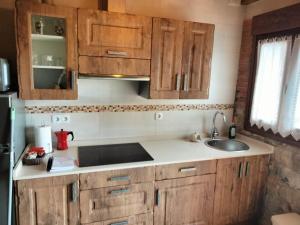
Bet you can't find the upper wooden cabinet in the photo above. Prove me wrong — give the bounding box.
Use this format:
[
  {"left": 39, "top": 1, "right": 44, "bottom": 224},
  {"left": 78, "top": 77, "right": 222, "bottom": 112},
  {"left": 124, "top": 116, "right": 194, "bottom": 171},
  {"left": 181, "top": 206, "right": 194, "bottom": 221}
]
[
  {"left": 78, "top": 9, "right": 152, "bottom": 77},
  {"left": 16, "top": 2, "right": 78, "bottom": 100},
  {"left": 16, "top": 175, "right": 79, "bottom": 225},
  {"left": 150, "top": 18, "right": 184, "bottom": 99},
  {"left": 150, "top": 18, "right": 214, "bottom": 99},
  {"left": 180, "top": 22, "right": 214, "bottom": 99}
]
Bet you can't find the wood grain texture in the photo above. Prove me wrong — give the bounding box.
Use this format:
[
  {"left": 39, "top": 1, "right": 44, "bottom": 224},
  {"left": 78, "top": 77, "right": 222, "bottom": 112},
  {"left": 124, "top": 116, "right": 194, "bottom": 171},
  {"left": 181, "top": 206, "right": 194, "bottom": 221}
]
[
  {"left": 80, "top": 183, "right": 154, "bottom": 223},
  {"left": 80, "top": 166, "right": 155, "bottom": 190},
  {"left": 16, "top": 175, "right": 79, "bottom": 225},
  {"left": 79, "top": 56, "right": 150, "bottom": 76},
  {"left": 150, "top": 18, "right": 184, "bottom": 99},
  {"left": 155, "top": 160, "right": 216, "bottom": 180},
  {"left": 84, "top": 213, "right": 153, "bottom": 225},
  {"left": 213, "top": 157, "right": 244, "bottom": 225},
  {"left": 16, "top": 1, "right": 78, "bottom": 100},
  {"left": 238, "top": 156, "right": 269, "bottom": 222},
  {"left": 154, "top": 175, "right": 215, "bottom": 225},
  {"left": 252, "top": 3, "right": 300, "bottom": 35},
  {"left": 180, "top": 22, "right": 214, "bottom": 99},
  {"left": 78, "top": 9, "right": 152, "bottom": 59}
]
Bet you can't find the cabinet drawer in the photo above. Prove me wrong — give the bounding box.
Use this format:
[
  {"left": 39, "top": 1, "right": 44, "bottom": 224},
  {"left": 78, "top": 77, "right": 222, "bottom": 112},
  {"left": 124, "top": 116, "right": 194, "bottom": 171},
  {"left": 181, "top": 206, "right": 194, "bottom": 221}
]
[
  {"left": 82, "top": 213, "right": 153, "bottom": 225},
  {"left": 80, "top": 167, "right": 155, "bottom": 190},
  {"left": 156, "top": 160, "right": 216, "bottom": 180},
  {"left": 80, "top": 183, "right": 154, "bottom": 223},
  {"left": 79, "top": 56, "right": 150, "bottom": 76}
]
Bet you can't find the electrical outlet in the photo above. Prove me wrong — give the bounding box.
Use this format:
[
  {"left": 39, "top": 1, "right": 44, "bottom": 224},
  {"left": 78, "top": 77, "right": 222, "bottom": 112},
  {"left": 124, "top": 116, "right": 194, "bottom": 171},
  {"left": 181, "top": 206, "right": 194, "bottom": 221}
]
[
  {"left": 52, "top": 114, "right": 61, "bottom": 124},
  {"left": 155, "top": 112, "right": 164, "bottom": 120},
  {"left": 52, "top": 114, "right": 71, "bottom": 124}
]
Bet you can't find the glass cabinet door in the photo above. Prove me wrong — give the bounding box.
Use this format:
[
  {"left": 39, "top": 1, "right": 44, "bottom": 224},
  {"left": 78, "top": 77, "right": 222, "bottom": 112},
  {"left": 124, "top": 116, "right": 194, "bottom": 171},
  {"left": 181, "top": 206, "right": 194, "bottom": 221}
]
[
  {"left": 16, "top": 2, "right": 78, "bottom": 100},
  {"left": 31, "top": 15, "right": 67, "bottom": 89}
]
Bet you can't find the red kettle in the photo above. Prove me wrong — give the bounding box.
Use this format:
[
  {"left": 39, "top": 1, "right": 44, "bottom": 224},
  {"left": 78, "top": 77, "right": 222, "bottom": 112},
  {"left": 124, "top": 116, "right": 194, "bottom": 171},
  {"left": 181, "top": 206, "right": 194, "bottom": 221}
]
[{"left": 55, "top": 129, "right": 74, "bottom": 150}]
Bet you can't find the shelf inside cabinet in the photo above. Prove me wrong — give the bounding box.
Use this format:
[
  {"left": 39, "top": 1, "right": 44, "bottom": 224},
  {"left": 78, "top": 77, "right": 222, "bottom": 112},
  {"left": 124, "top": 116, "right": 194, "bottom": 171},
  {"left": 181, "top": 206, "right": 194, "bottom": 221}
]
[
  {"left": 33, "top": 65, "right": 66, "bottom": 70},
  {"left": 31, "top": 34, "right": 65, "bottom": 41}
]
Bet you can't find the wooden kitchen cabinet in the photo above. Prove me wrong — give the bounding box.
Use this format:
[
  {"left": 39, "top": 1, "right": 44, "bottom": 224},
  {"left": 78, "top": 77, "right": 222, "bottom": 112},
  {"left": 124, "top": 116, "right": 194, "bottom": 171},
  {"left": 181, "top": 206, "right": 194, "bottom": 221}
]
[
  {"left": 78, "top": 9, "right": 152, "bottom": 77},
  {"left": 16, "top": 1, "right": 78, "bottom": 100},
  {"left": 213, "top": 155, "right": 270, "bottom": 225},
  {"left": 150, "top": 18, "right": 214, "bottom": 99},
  {"left": 154, "top": 175, "right": 216, "bottom": 225},
  {"left": 15, "top": 175, "right": 79, "bottom": 225},
  {"left": 150, "top": 18, "right": 184, "bottom": 99}
]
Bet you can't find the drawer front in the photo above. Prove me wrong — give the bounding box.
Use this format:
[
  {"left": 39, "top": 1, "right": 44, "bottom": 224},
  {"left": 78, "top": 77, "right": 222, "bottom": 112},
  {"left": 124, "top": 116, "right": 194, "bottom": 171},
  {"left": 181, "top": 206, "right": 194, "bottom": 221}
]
[
  {"left": 79, "top": 56, "right": 150, "bottom": 76},
  {"left": 80, "top": 183, "right": 154, "bottom": 223},
  {"left": 156, "top": 160, "right": 217, "bottom": 180},
  {"left": 78, "top": 9, "right": 152, "bottom": 59},
  {"left": 82, "top": 213, "right": 153, "bottom": 225},
  {"left": 80, "top": 167, "right": 155, "bottom": 190}
]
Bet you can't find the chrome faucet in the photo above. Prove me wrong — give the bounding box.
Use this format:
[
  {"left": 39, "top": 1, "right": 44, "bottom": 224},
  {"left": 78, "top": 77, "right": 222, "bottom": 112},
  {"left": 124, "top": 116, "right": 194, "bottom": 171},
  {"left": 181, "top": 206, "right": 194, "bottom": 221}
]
[{"left": 211, "top": 111, "right": 227, "bottom": 139}]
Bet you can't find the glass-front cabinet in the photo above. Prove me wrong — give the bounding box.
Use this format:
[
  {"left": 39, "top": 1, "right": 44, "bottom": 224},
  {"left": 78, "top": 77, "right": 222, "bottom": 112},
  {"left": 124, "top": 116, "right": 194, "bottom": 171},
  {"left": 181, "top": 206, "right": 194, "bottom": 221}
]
[{"left": 16, "top": 2, "right": 78, "bottom": 99}]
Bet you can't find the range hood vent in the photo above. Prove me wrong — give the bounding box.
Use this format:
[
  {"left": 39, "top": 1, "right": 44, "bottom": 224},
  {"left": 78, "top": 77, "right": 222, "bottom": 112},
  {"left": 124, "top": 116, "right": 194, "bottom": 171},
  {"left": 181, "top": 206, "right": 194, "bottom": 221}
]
[{"left": 78, "top": 74, "right": 150, "bottom": 82}]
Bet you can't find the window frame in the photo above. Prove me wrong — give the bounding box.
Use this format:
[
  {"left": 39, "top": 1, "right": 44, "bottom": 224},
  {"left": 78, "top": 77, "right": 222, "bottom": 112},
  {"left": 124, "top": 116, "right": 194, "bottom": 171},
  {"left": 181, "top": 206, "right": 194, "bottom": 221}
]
[{"left": 244, "top": 28, "right": 300, "bottom": 147}]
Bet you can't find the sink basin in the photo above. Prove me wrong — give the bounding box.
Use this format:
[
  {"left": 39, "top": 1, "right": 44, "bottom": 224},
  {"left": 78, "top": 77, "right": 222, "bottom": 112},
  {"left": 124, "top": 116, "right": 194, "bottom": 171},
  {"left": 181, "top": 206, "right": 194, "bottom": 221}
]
[{"left": 205, "top": 139, "right": 250, "bottom": 152}]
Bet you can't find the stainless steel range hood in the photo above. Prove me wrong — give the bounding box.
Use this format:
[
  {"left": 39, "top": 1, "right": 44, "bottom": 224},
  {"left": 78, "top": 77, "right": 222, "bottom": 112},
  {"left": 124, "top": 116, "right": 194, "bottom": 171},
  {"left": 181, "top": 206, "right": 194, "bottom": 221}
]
[{"left": 78, "top": 74, "right": 150, "bottom": 82}]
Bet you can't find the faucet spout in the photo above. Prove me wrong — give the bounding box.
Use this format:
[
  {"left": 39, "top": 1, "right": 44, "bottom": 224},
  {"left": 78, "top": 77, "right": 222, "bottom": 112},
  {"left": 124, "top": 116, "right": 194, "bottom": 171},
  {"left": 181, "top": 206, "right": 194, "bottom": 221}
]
[{"left": 211, "top": 111, "right": 227, "bottom": 139}]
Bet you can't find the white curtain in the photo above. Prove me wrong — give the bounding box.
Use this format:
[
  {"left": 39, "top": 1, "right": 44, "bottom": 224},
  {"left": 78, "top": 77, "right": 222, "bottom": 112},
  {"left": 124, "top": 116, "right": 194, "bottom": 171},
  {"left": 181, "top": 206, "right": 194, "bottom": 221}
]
[
  {"left": 250, "top": 37, "right": 292, "bottom": 132},
  {"left": 277, "top": 36, "right": 300, "bottom": 140}
]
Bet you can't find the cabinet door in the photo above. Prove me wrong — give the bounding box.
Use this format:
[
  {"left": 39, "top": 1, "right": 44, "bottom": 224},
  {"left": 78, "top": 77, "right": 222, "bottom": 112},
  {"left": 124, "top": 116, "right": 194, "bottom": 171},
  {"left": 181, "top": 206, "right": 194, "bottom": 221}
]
[
  {"left": 213, "top": 158, "right": 243, "bottom": 225},
  {"left": 154, "top": 175, "right": 215, "bottom": 225},
  {"left": 16, "top": 175, "right": 79, "bottom": 225},
  {"left": 16, "top": 1, "right": 78, "bottom": 100},
  {"left": 180, "top": 22, "right": 214, "bottom": 99},
  {"left": 238, "top": 156, "right": 269, "bottom": 222},
  {"left": 150, "top": 18, "right": 184, "bottom": 99},
  {"left": 78, "top": 9, "right": 152, "bottom": 59}
]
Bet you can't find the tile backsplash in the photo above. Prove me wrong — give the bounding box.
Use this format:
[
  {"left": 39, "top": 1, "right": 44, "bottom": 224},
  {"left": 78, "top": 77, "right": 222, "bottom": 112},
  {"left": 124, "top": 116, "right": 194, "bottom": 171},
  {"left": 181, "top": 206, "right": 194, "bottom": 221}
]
[{"left": 26, "top": 109, "right": 233, "bottom": 143}]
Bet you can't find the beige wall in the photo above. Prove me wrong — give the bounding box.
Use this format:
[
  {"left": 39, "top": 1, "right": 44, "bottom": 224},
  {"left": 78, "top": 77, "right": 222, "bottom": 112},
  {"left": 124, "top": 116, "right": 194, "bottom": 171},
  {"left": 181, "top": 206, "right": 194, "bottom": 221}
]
[{"left": 245, "top": 0, "right": 300, "bottom": 18}]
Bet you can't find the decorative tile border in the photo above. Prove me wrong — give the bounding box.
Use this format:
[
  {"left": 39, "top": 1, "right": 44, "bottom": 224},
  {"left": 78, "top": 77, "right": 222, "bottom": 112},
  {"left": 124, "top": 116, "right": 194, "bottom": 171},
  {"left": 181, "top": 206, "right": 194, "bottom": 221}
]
[{"left": 25, "top": 104, "right": 234, "bottom": 114}]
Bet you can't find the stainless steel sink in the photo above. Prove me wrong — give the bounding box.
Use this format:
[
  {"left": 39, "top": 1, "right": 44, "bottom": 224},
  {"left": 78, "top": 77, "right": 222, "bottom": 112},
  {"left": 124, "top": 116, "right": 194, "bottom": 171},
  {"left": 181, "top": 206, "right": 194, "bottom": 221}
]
[{"left": 205, "top": 139, "right": 250, "bottom": 152}]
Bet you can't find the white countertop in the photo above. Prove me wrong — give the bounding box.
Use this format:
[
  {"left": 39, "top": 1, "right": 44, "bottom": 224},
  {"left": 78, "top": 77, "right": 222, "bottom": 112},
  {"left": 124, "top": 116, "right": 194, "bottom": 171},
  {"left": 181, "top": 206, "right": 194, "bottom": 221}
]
[{"left": 13, "top": 134, "right": 274, "bottom": 181}]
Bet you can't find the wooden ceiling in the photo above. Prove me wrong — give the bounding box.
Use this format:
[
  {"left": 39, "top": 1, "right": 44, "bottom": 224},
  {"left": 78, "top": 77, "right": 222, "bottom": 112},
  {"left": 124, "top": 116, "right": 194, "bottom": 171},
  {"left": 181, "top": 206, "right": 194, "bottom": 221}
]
[{"left": 241, "top": 0, "right": 260, "bottom": 5}]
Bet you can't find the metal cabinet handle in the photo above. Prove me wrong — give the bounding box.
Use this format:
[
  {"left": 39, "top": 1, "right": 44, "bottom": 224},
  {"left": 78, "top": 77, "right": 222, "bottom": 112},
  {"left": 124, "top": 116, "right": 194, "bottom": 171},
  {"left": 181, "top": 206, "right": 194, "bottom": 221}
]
[
  {"left": 245, "top": 161, "right": 250, "bottom": 177},
  {"left": 107, "top": 50, "right": 128, "bottom": 57},
  {"left": 155, "top": 189, "right": 160, "bottom": 205},
  {"left": 109, "top": 175, "right": 130, "bottom": 182},
  {"left": 71, "top": 182, "right": 78, "bottom": 202},
  {"left": 176, "top": 74, "right": 181, "bottom": 91},
  {"left": 238, "top": 162, "right": 243, "bottom": 178},
  {"left": 110, "top": 188, "right": 129, "bottom": 195},
  {"left": 183, "top": 73, "right": 189, "bottom": 91},
  {"left": 179, "top": 167, "right": 196, "bottom": 173},
  {"left": 110, "top": 221, "right": 128, "bottom": 225},
  {"left": 70, "top": 70, "right": 76, "bottom": 90}
]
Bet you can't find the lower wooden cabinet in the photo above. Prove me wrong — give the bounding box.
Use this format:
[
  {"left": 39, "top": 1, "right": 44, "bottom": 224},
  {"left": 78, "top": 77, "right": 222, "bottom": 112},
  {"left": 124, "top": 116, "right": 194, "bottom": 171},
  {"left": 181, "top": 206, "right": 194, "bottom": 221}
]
[
  {"left": 154, "top": 175, "right": 216, "bottom": 225},
  {"left": 213, "top": 155, "right": 270, "bottom": 225},
  {"left": 14, "top": 156, "right": 270, "bottom": 225},
  {"left": 15, "top": 175, "right": 79, "bottom": 225}
]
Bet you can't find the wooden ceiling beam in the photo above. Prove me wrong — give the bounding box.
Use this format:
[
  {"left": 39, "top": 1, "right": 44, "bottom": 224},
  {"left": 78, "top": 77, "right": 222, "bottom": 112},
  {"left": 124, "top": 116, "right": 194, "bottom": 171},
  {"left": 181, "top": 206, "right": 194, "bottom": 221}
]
[{"left": 241, "top": 0, "right": 260, "bottom": 5}]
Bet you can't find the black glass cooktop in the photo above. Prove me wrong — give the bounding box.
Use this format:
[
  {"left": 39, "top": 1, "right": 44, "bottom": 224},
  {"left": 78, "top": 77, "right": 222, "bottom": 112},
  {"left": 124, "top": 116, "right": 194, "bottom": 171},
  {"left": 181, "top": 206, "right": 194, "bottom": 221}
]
[{"left": 78, "top": 143, "right": 153, "bottom": 167}]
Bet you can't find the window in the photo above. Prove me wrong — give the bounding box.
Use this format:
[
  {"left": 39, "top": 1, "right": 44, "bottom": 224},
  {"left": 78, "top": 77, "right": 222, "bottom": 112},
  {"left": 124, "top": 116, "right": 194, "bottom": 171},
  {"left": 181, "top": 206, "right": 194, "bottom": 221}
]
[{"left": 247, "top": 33, "right": 300, "bottom": 144}]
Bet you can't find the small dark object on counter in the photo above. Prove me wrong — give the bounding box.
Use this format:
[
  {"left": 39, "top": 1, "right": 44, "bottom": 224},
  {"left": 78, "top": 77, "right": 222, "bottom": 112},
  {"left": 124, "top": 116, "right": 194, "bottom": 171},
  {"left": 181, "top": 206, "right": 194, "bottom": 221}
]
[{"left": 228, "top": 124, "right": 236, "bottom": 139}]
